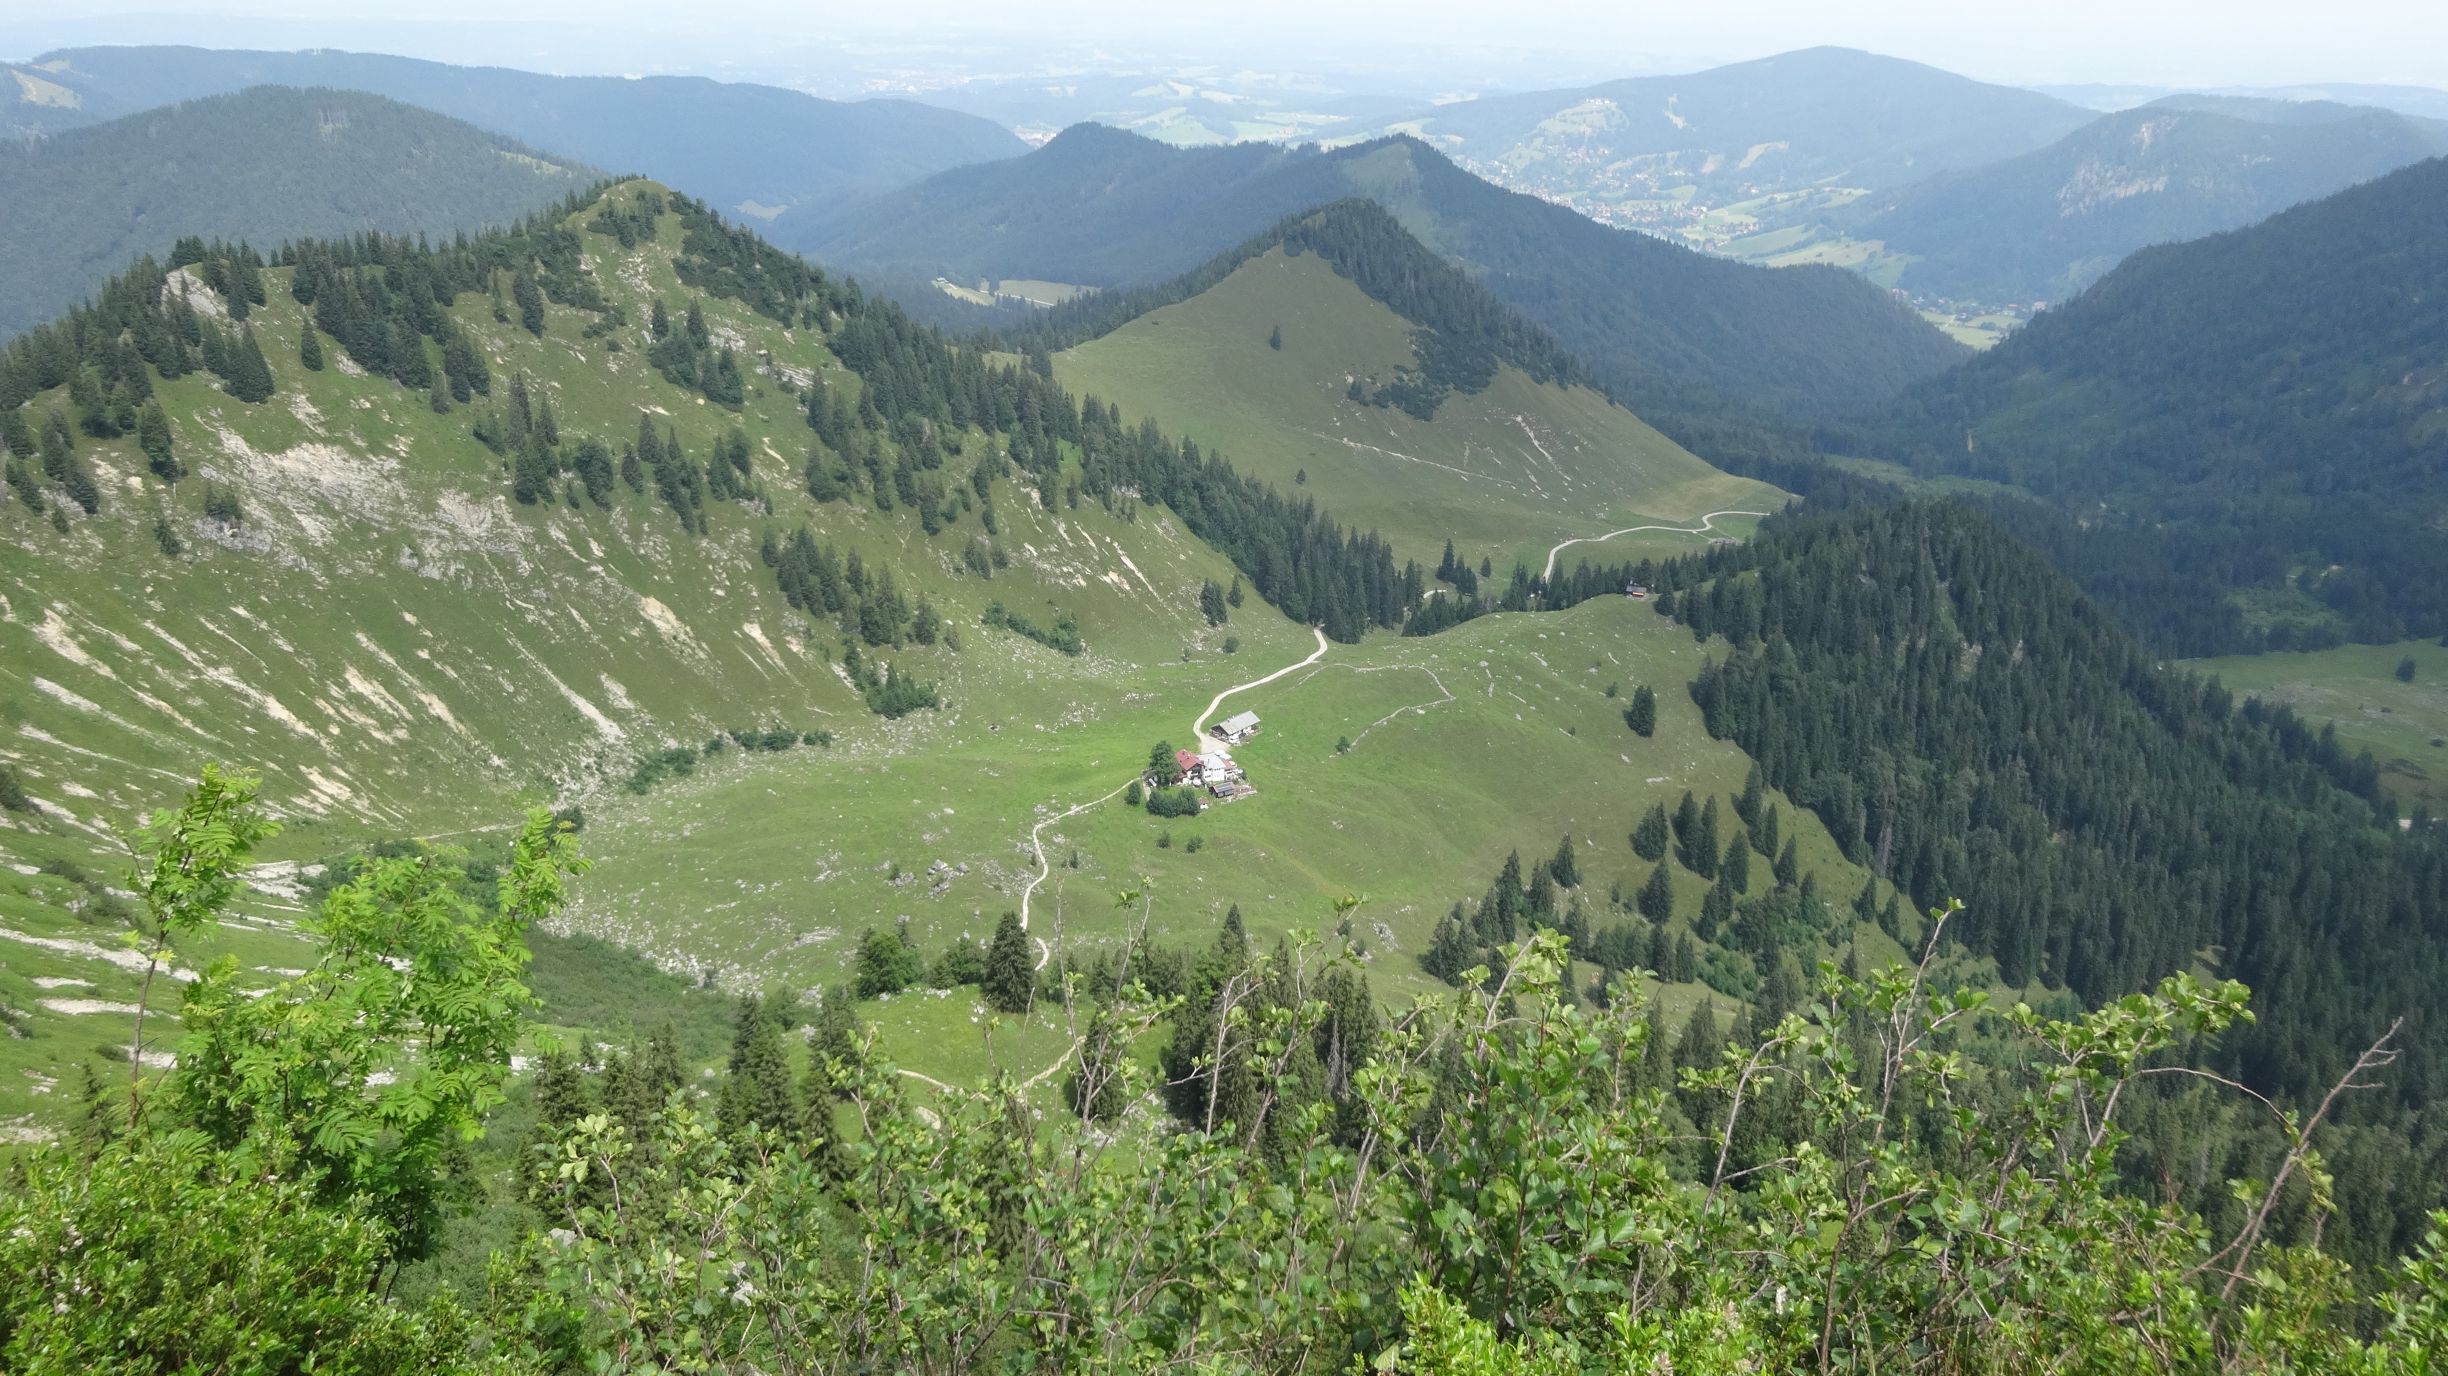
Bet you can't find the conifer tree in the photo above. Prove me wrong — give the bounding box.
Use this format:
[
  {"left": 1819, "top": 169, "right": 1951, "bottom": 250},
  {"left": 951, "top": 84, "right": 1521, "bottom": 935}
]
[
  {"left": 1698, "top": 871, "right": 1735, "bottom": 942},
  {"left": 530, "top": 1048, "right": 592, "bottom": 1139},
  {"left": 223, "top": 325, "right": 275, "bottom": 404},
  {"left": 1632, "top": 802, "right": 1670, "bottom": 862},
  {"left": 136, "top": 401, "right": 179, "bottom": 481},
  {"left": 1549, "top": 834, "right": 1580, "bottom": 889},
  {"left": 513, "top": 431, "right": 557, "bottom": 505},
  {"left": 1625, "top": 684, "right": 1658, "bottom": 737},
  {"left": 982, "top": 911, "right": 1033, "bottom": 1014},
  {"left": 1756, "top": 802, "right": 1779, "bottom": 857},
  {"left": 1638, "top": 862, "right": 1673, "bottom": 922},
  {"left": 299, "top": 323, "right": 324, "bottom": 372},
  {"left": 1722, "top": 830, "right": 1751, "bottom": 892},
  {"left": 1774, "top": 836, "right": 1800, "bottom": 888},
  {"left": 41, "top": 418, "right": 100, "bottom": 514},
  {"left": 68, "top": 1063, "right": 117, "bottom": 1155},
  {"left": 717, "top": 995, "right": 797, "bottom": 1137},
  {"left": 513, "top": 269, "right": 545, "bottom": 335},
  {"left": 627, "top": 1023, "right": 687, "bottom": 1130},
  {"left": 1672, "top": 791, "right": 1699, "bottom": 853},
  {"left": 1737, "top": 764, "right": 1764, "bottom": 825}
]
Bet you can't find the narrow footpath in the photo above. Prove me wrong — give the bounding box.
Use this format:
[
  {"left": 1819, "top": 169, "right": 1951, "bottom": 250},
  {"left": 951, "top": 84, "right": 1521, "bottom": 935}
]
[{"left": 1541, "top": 509, "right": 1770, "bottom": 582}]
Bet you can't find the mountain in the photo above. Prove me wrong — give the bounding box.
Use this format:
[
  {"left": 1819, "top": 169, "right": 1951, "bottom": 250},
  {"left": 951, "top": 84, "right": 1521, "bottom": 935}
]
[
  {"left": 808, "top": 127, "right": 1969, "bottom": 425},
  {"left": 1843, "top": 98, "right": 2448, "bottom": 304},
  {"left": 0, "top": 85, "right": 596, "bottom": 339},
  {"left": 1366, "top": 47, "right": 2094, "bottom": 241},
  {"left": 8, "top": 45, "right": 1026, "bottom": 223},
  {"left": 2038, "top": 79, "right": 2448, "bottom": 122},
  {"left": 1037, "top": 200, "right": 1786, "bottom": 574},
  {"left": 0, "top": 179, "right": 1867, "bottom": 1127},
  {"left": 1869, "top": 155, "right": 2448, "bottom": 653}
]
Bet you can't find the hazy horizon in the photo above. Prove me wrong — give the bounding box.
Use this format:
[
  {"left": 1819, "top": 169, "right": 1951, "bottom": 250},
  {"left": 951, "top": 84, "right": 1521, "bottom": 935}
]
[{"left": 5, "top": 2, "right": 2445, "bottom": 98}]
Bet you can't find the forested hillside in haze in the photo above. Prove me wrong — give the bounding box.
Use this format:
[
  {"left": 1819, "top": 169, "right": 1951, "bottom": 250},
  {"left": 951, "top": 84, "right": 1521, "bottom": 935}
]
[
  {"left": 8, "top": 45, "right": 1027, "bottom": 227},
  {"left": 822, "top": 129, "right": 1967, "bottom": 424},
  {"left": 0, "top": 85, "right": 594, "bottom": 338},
  {"left": 1867, "top": 154, "right": 2448, "bottom": 653},
  {"left": 1846, "top": 99, "right": 2448, "bottom": 303}
]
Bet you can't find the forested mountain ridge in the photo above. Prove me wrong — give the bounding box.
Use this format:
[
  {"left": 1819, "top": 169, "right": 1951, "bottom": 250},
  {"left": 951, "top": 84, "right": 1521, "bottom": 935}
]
[
  {"left": 1657, "top": 497, "right": 2448, "bottom": 1266},
  {"left": 811, "top": 127, "right": 1969, "bottom": 424},
  {"left": 0, "top": 85, "right": 596, "bottom": 339},
  {"left": 1843, "top": 98, "right": 2448, "bottom": 304},
  {"left": 7, "top": 45, "right": 1026, "bottom": 228},
  {"left": 1864, "top": 154, "right": 2448, "bottom": 653}
]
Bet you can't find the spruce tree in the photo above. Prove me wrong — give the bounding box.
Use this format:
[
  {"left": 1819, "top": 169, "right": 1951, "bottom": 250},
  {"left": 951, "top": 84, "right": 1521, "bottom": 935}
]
[
  {"left": 225, "top": 325, "right": 275, "bottom": 404},
  {"left": 1625, "top": 684, "right": 1657, "bottom": 736},
  {"left": 717, "top": 995, "right": 797, "bottom": 1137},
  {"left": 1550, "top": 834, "right": 1579, "bottom": 889},
  {"left": 1632, "top": 802, "right": 1670, "bottom": 862},
  {"left": 1722, "top": 830, "right": 1751, "bottom": 892},
  {"left": 1774, "top": 837, "right": 1800, "bottom": 888},
  {"left": 1737, "top": 764, "right": 1764, "bottom": 825},
  {"left": 69, "top": 1064, "right": 117, "bottom": 1155},
  {"left": 1756, "top": 802, "right": 1779, "bottom": 857},
  {"left": 513, "top": 432, "right": 557, "bottom": 505},
  {"left": 629, "top": 1023, "right": 687, "bottom": 1128},
  {"left": 1672, "top": 791, "right": 1699, "bottom": 853},
  {"left": 530, "top": 1049, "right": 592, "bottom": 1138},
  {"left": 1697, "top": 797, "right": 1720, "bottom": 876},
  {"left": 1698, "top": 872, "right": 1735, "bottom": 942},
  {"left": 1638, "top": 862, "right": 1673, "bottom": 922},
  {"left": 298, "top": 323, "right": 324, "bottom": 372},
  {"left": 982, "top": 911, "right": 1034, "bottom": 1014},
  {"left": 136, "top": 401, "right": 179, "bottom": 482}
]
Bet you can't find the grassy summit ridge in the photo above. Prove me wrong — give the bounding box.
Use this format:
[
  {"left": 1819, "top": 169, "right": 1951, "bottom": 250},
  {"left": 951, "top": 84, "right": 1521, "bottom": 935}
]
[{"left": 1054, "top": 240, "right": 1782, "bottom": 574}]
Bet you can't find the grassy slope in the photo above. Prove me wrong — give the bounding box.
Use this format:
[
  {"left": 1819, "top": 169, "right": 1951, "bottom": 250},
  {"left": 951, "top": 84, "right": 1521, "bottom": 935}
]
[
  {"left": 1053, "top": 248, "right": 1785, "bottom": 577},
  {"left": 2181, "top": 639, "right": 2448, "bottom": 811},
  {"left": 562, "top": 594, "right": 1900, "bottom": 1061},
  {"left": 0, "top": 184, "right": 1270, "bottom": 1127}
]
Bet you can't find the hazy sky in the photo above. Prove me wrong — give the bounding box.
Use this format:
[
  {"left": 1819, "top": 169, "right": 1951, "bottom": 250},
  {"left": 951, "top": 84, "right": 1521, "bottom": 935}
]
[{"left": 7, "top": 1, "right": 2446, "bottom": 90}]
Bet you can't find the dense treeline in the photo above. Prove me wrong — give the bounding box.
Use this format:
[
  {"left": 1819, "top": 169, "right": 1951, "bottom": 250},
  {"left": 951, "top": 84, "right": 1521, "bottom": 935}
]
[
  {"left": 1863, "top": 155, "right": 2448, "bottom": 652},
  {"left": 1654, "top": 499, "right": 2448, "bottom": 1263},
  {"left": 997, "top": 198, "right": 1581, "bottom": 419},
  {"left": 14, "top": 769, "right": 2448, "bottom": 1372}
]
